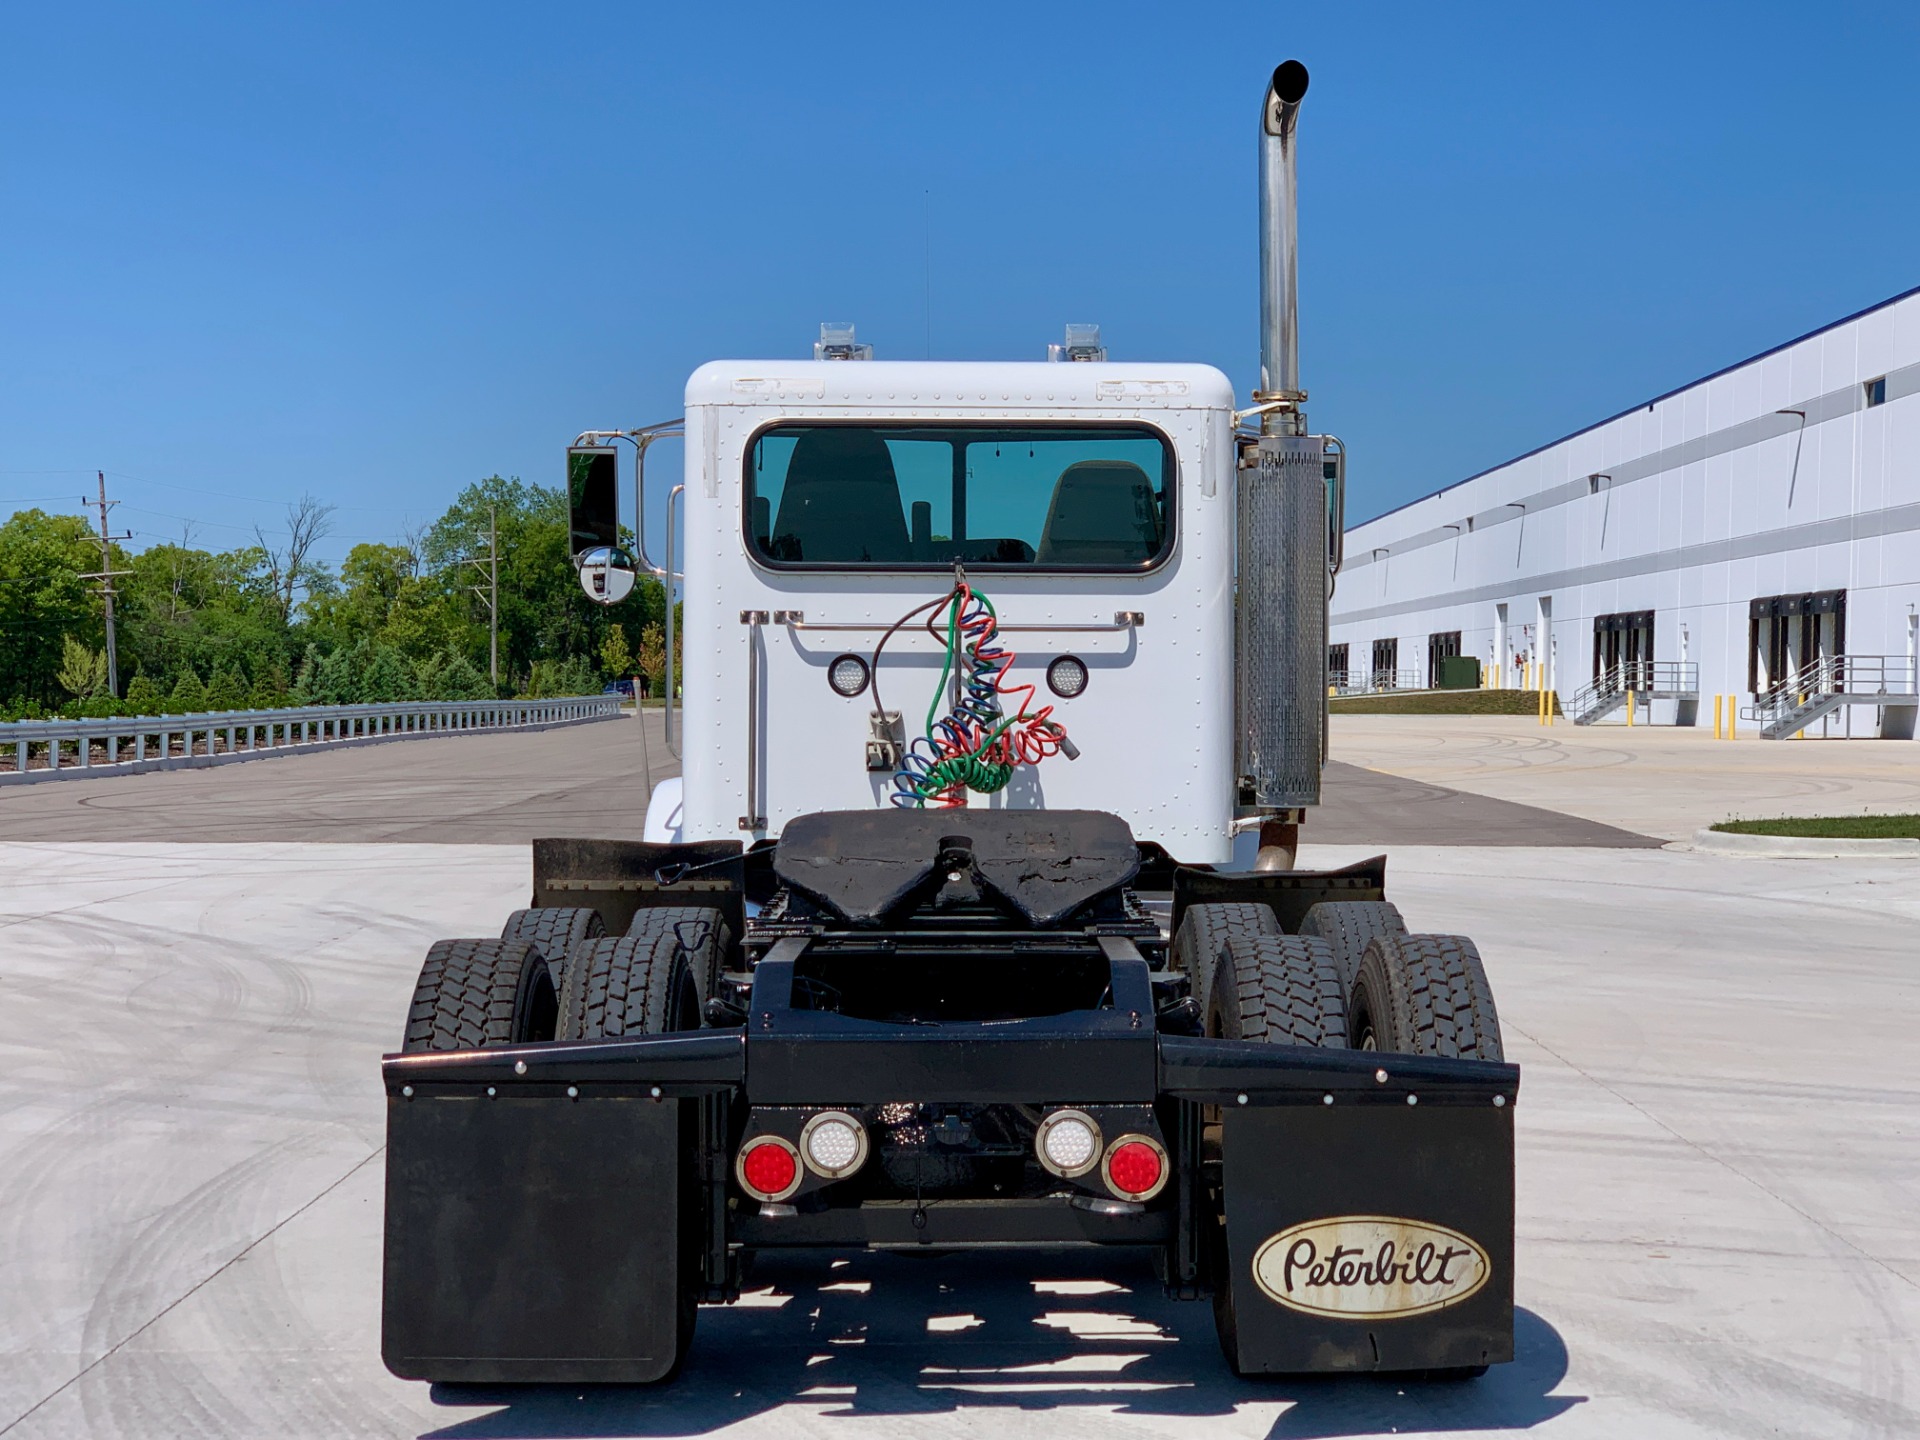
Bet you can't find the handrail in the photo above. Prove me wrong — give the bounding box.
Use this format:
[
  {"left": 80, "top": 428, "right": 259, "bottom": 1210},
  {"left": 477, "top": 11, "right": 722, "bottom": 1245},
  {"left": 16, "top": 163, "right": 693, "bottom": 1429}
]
[
  {"left": 772, "top": 610, "right": 1145, "bottom": 636},
  {"left": 1332, "top": 667, "right": 1425, "bottom": 695},
  {"left": 1568, "top": 660, "right": 1698, "bottom": 708},
  {"left": 1746, "top": 654, "right": 1917, "bottom": 724},
  {"left": 0, "top": 695, "right": 621, "bottom": 782}
]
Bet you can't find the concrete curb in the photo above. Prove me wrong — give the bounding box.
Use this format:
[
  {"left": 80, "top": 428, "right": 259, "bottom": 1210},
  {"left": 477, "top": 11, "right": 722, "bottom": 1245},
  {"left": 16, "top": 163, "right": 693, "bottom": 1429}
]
[{"left": 1686, "top": 827, "right": 1920, "bottom": 858}]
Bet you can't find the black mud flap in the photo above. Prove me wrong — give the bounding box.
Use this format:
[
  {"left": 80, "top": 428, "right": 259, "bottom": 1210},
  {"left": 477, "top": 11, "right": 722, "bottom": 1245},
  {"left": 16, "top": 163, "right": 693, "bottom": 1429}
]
[
  {"left": 1161, "top": 1036, "right": 1516, "bottom": 1375},
  {"left": 381, "top": 1035, "right": 742, "bottom": 1384}
]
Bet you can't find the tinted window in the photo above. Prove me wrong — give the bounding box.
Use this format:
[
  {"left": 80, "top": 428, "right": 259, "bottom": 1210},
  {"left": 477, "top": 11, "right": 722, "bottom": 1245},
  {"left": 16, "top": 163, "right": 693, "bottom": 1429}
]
[{"left": 745, "top": 423, "right": 1173, "bottom": 570}]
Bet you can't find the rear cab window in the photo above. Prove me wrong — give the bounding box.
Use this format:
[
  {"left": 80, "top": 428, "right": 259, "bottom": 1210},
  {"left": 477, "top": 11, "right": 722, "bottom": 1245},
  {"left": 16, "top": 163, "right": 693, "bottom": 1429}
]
[{"left": 744, "top": 422, "right": 1174, "bottom": 572}]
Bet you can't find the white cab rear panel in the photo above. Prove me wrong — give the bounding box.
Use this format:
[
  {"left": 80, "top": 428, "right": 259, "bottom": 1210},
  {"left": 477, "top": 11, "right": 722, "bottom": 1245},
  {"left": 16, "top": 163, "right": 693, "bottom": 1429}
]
[{"left": 676, "top": 360, "right": 1238, "bottom": 863}]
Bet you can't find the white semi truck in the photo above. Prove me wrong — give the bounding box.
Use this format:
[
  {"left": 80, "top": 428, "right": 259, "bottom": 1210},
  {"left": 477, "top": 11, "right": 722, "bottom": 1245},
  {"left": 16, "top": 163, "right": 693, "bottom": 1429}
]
[{"left": 382, "top": 60, "right": 1516, "bottom": 1384}]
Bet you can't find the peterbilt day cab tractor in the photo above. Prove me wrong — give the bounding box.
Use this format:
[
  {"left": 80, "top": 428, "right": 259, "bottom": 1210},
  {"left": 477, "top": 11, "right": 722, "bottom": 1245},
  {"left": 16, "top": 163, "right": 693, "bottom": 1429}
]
[{"left": 382, "top": 61, "right": 1517, "bottom": 1384}]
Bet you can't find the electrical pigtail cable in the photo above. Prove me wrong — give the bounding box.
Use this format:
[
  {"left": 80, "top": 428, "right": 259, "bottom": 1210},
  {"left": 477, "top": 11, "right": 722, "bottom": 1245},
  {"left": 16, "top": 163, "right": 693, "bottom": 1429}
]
[{"left": 877, "top": 574, "right": 1077, "bottom": 809}]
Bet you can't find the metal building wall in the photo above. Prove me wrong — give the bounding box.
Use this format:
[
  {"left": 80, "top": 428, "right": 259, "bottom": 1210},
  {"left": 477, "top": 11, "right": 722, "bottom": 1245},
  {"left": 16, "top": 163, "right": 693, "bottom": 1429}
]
[{"left": 1329, "top": 287, "right": 1920, "bottom": 733}]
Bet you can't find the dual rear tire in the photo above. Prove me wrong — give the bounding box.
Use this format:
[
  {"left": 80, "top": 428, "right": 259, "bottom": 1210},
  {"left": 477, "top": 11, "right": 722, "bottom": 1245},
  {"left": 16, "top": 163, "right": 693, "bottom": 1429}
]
[
  {"left": 1178, "top": 899, "right": 1501, "bottom": 1061},
  {"left": 1179, "top": 900, "right": 1503, "bottom": 1382},
  {"left": 400, "top": 905, "right": 733, "bottom": 1052}
]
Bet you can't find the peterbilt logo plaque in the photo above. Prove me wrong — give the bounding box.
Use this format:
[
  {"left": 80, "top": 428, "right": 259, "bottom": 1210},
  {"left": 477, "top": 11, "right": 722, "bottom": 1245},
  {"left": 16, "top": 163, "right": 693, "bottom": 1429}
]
[{"left": 1252, "top": 1216, "right": 1490, "bottom": 1319}]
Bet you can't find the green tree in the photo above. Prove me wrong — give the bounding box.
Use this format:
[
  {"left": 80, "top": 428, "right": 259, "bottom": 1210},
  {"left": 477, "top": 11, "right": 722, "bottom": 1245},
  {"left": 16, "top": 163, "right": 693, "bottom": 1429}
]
[
  {"left": 525, "top": 654, "right": 598, "bottom": 698},
  {"left": 311, "top": 642, "right": 364, "bottom": 705},
  {"left": 599, "top": 623, "right": 632, "bottom": 679},
  {"left": 425, "top": 475, "right": 665, "bottom": 696},
  {"left": 125, "top": 672, "right": 162, "bottom": 713},
  {"left": 0, "top": 510, "right": 103, "bottom": 707},
  {"left": 249, "top": 659, "right": 289, "bottom": 709},
  {"left": 415, "top": 647, "right": 491, "bottom": 701},
  {"left": 206, "top": 663, "right": 249, "bottom": 712},
  {"left": 56, "top": 636, "right": 109, "bottom": 699},
  {"left": 169, "top": 666, "right": 208, "bottom": 713},
  {"left": 360, "top": 644, "right": 416, "bottom": 703}
]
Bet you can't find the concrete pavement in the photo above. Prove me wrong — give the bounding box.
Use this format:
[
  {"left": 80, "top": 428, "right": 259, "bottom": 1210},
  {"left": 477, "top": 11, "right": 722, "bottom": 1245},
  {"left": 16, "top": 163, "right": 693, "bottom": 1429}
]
[
  {"left": 1329, "top": 714, "right": 1920, "bottom": 843},
  {"left": 1, "top": 840, "right": 1913, "bottom": 1439}
]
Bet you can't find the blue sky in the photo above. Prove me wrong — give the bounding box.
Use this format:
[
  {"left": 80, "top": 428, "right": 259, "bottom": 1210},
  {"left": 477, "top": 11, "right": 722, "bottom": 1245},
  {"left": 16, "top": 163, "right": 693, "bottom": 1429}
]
[{"left": 2, "top": 2, "right": 1915, "bottom": 561}]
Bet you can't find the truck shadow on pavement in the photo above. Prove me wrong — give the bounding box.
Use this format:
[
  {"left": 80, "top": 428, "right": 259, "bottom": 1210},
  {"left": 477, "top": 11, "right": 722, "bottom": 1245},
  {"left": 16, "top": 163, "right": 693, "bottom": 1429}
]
[{"left": 422, "top": 1250, "right": 1582, "bottom": 1439}]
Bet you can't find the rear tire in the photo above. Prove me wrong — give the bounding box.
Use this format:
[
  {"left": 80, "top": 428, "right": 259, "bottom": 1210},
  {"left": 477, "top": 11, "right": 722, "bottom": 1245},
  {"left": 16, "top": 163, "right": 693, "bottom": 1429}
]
[
  {"left": 401, "top": 938, "right": 556, "bottom": 1052},
  {"left": 1208, "top": 934, "right": 1346, "bottom": 1047},
  {"left": 1347, "top": 933, "right": 1504, "bottom": 1060},
  {"left": 625, "top": 906, "right": 731, "bottom": 1016},
  {"left": 1173, "top": 902, "right": 1280, "bottom": 1022},
  {"left": 559, "top": 933, "right": 703, "bottom": 1040},
  {"left": 1298, "top": 900, "right": 1406, "bottom": 990},
  {"left": 499, "top": 906, "right": 605, "bottom": 991},
  {"left": 1207, "top": 932, "right": 1345, "bottom": 1376}
]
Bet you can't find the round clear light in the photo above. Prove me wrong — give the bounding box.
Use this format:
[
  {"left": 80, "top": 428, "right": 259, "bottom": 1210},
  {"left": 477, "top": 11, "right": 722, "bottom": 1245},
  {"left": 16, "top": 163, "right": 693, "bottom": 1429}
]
[
  {"left": 1037, "top": 1111, "right": 1101, "bottom": 1176},
  {"left": 806, "top": 1119, "right": 861, "bottom": 1172},
  {"left": 828, "top": 654, "right": 870, "bottom": 697},
  {"left": 800, "top": 1110, "right": 869, "bottom": 1178},
  {"left": 1047, "top": 655, "right": 1089, "bottom": 699}
]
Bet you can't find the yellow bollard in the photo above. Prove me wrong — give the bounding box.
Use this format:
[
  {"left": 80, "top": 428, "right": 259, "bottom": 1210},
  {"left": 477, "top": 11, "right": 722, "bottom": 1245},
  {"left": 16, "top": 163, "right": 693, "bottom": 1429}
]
[
  {"left": 1713, "top": 694, "right": 1723, "bottom": 740},
  {"left": 1627, "top": 689, "right": 1635, "bottom": 727},
  {"left": 1728, "top": 701, "right": 1736, "bottom": 740}
]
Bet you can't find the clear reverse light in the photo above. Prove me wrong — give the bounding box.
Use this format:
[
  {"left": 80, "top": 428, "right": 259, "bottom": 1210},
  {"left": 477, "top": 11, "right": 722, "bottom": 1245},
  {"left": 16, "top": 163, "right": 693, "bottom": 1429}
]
[
  {"left": 828, "top": 654, "right": 870, "bottom": 697},
  {"left": 1036, "top": 1109, "right": 1101, "bottom": 1176},
  {"left": 1047, "top": 655, "right": 1089, "bottom": 699},
  {"left": 801, "top": 1111, "right": 869, "bottom": 1178}
]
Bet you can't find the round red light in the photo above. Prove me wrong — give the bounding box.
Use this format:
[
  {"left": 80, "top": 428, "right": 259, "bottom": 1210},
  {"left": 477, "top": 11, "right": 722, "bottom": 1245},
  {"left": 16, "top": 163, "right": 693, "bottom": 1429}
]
[
  {"left": 740, "top": 1139, "right": 798, "bottom": 1198},
  {"left": 1106, "top": 1140, "right": 1164, "bottom": 1197}
]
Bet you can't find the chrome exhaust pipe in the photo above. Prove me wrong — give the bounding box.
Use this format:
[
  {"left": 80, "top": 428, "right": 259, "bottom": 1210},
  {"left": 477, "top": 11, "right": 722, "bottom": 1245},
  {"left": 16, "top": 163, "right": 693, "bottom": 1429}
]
[
  {"left": 1235, "top": 58, "right": 1325, "bottom": 814},
  {"left": 1257, "top": 60, "right": 1309, "bottom": 435}
]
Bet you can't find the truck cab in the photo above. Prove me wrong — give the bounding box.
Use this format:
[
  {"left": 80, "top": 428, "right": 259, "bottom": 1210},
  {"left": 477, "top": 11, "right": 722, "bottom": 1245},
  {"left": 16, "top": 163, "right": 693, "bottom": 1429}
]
[{"left": 673, "top": 357, "right": 1239, "bottom": 860}]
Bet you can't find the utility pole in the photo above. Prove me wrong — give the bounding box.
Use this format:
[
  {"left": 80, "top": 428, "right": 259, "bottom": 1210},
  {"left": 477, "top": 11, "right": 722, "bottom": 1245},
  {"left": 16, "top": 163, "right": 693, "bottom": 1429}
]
[
  {"left": 79, "top": 471, "right": 133, "bottom": 697},
  {"left": 464, "top": 504, "right": 500, "bottom": 687}
]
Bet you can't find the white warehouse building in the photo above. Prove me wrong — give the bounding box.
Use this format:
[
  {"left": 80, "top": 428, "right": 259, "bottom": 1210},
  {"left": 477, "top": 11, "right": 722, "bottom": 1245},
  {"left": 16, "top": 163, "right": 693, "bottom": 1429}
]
[{"left": 1328, "top": 285, "right": 1920, "bottom": 738}]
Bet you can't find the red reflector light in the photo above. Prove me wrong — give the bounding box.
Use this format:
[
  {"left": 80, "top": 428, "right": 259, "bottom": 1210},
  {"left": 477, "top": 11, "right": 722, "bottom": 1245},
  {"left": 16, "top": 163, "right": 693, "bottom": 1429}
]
[
  {"left": 1104, "top": 1138, "right": 1166, "bottom": 1199},
  {"left": 738, "top": 1138, "right": 799, "bottom": 1200}
]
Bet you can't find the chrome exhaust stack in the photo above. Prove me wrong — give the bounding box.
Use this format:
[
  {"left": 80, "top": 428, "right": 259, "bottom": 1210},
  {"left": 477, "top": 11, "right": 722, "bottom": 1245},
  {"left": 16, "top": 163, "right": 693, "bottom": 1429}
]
[
  {"left": 1257, "top": 60, "right": 1310, "bottom": 435},
  {"left": 1237, "top": 59, "right": 1331, "bottom": 826}
]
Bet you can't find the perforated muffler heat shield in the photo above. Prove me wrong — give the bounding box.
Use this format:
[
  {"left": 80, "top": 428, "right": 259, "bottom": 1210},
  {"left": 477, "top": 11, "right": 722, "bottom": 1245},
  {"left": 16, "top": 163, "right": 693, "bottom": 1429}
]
[{"left": 1236, "top": 435, "right": 1327, "bottom": 808}]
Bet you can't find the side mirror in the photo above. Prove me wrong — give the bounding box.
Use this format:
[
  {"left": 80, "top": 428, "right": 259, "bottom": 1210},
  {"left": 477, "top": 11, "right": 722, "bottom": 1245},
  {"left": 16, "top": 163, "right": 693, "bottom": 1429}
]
[
  {"left": 576, "top": 545, "right": 638, "bottom": 605},
  {"left": 567, "top": 445, "right": 621, "bottom": 554}
]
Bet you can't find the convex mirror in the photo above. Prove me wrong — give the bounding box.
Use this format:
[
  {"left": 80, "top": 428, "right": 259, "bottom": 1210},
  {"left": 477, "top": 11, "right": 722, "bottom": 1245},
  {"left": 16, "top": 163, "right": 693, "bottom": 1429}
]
[{"left": 577, "top": 545, "right": 638, "bottom": 605}]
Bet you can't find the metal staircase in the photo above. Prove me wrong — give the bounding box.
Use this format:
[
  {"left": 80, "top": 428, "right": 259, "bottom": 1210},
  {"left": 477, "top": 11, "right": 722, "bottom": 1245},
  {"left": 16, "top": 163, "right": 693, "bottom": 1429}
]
[
  {"left": 1742, "top": 655, "right": 1918, "bottom": 740},
  {"left": 1566, "top": 661, "right": 1699, "bottom": 725}
]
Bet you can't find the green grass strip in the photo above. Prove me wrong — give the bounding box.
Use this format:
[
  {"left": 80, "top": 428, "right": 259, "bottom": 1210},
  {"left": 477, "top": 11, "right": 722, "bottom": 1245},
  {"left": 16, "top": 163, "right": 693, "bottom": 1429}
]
[
  {"left": 1710, "top": 814, "right": 1920, "bottom": 839},
  {"left": 1329, "top": 689, "right": 1562, "bottom": 716}
]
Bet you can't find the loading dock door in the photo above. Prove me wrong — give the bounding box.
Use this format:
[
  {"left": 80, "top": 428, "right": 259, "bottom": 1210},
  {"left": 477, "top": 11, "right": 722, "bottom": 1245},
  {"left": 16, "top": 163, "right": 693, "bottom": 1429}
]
[
  {"left": 1748, "top": 591, "right": 1845, "bottom": 695},
  {"left": 1593, "top": 611, "right": 1654, "bottom": 689}
]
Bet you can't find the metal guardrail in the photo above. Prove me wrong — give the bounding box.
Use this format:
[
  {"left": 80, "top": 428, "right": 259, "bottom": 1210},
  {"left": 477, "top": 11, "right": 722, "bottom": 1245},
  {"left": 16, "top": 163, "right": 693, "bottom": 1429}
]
[{"left": 0, "top": 695, "right": 623, "bottom": 784}]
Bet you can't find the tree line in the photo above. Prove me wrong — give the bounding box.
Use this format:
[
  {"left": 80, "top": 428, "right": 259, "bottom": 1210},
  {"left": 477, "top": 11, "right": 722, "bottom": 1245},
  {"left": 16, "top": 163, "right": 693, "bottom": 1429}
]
[{"left": 0, "top": 475, "right": 679, "bottom": 720}]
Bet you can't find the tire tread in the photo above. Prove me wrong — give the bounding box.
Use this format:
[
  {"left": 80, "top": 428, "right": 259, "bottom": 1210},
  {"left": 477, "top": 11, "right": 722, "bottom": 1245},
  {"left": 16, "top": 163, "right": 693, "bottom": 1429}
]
[
  {"left": 1212, "top": 934, "right": 1346, "bottom": 1047},
  {"left": 401, "top": 938, "right": 553, "bottom": 1052}
]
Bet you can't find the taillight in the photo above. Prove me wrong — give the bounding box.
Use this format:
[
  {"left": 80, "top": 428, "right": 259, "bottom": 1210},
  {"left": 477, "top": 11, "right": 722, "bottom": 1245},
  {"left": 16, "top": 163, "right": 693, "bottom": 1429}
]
[
  {"left": 736, "top": 1136, "right": 802, "bottom": 1201},
  {"left": 1102, "top": 1134, "right": 1168, "bottom": 1200}
]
